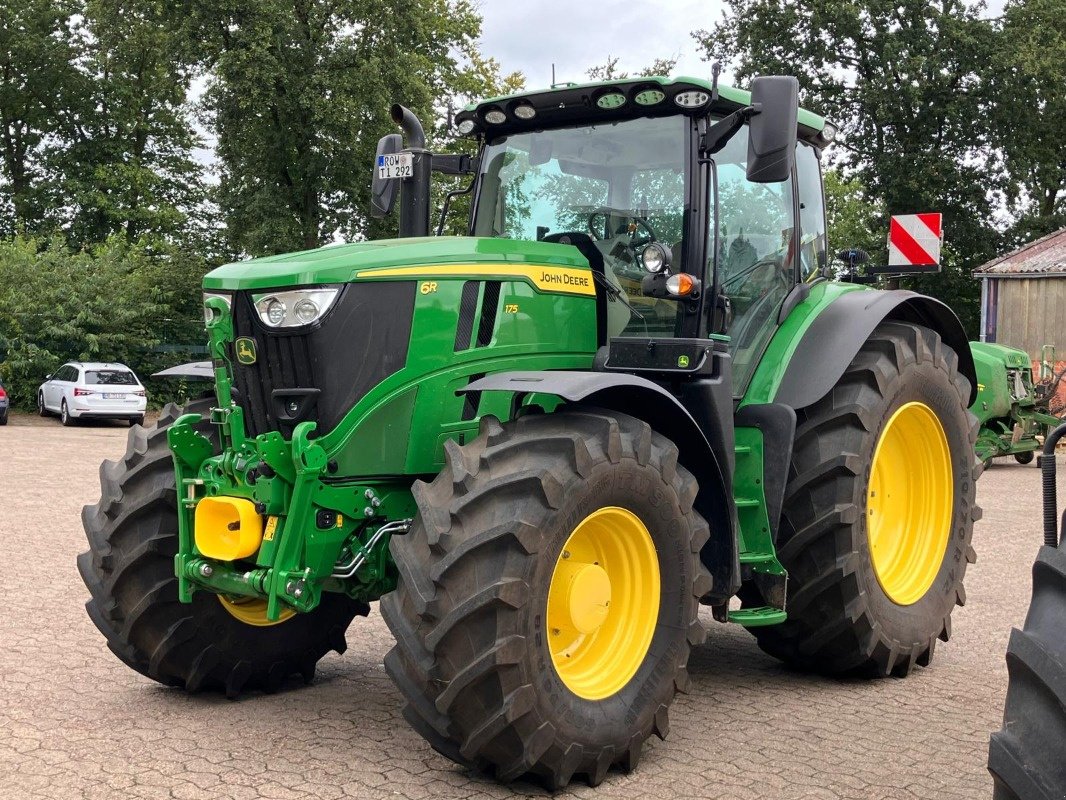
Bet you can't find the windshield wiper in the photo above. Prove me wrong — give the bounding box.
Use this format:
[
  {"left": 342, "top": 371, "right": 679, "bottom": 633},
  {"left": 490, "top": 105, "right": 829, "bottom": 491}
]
[{"left": 592, "top": 272, "right": 645, "bottom": 321}]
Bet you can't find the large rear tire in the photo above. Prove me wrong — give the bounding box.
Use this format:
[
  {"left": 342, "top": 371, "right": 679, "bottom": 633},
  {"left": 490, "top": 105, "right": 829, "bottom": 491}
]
[
  {"left": 749, "top": 321, "right": 980, "bottom": 675},
  {"left": 381, "top": 409, "right": 710, "bottom": 788},
  {"left": 988, "top": 544, "right": 1066, "bottom": 799},
  {"left": 78, "top": 398, "right": 366, "bottom": 697}
]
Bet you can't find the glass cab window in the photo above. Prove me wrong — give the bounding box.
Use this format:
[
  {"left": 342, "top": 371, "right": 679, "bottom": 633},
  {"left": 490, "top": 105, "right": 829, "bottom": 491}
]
[
  {"left": 796, "top": 142, "right": 827, "bottom": 282},
  {"left": 713, "top": 127, "right": 796, "bottom": 394},
  {"left": 472, "top": 116, "right": 688, "bottom": 338}
]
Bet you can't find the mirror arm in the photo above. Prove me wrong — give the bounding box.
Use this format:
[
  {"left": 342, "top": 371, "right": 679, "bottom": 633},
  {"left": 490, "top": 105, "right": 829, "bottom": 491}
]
[
  {"left": 430, "top": 154, "right": 479, "bottom": 175},
  {"left": 435, "top": 179, "right": 476, "bottom": 236},
  {"left": 700, "top": 104, "right": 758, "bottom": 155}
]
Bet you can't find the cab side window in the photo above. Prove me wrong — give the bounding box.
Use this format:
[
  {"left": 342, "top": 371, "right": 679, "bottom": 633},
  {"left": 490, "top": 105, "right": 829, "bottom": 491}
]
[
  {"left": 714, "top": 127, "right": 796, "bottom": 394},
  {"left": 796, "top": 143, "right": 827, "bottom": 282}
]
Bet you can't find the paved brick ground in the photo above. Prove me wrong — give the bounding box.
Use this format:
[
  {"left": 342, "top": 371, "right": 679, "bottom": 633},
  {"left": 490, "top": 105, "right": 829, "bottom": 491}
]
[{"left": 1, "top": 412, "right": 1062, "bottom": 799}]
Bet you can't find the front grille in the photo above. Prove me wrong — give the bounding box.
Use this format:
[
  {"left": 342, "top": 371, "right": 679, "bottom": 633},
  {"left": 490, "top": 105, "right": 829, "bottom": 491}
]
[{"left": 229, "top": 282, "right": 416, "bottom": 438}]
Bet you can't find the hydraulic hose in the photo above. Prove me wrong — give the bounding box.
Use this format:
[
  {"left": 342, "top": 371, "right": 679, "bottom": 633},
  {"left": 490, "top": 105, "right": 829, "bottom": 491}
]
[{"left": 1041, "top": 422, "right": 1066, "bottom": 547}]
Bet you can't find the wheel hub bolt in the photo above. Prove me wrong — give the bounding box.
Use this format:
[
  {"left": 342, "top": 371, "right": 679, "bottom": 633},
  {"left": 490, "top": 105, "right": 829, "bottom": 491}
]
[{"left": 199, "top": 563, "right": 213, "bottom": 577}]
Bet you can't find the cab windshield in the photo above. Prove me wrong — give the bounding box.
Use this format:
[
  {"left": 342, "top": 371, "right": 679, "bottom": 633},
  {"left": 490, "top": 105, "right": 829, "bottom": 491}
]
[{"left": 472, "top": 115, "right": 688, "bottom": 337}]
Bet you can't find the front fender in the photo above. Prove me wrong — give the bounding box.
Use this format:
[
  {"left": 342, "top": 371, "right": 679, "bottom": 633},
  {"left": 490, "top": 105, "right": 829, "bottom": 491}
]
[{"left": 463, "top": 370, "right": 739, "bottom": 602}]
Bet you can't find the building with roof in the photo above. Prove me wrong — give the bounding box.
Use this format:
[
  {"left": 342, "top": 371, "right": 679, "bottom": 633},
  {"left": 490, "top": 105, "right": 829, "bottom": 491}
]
[
  {"left": 975, "top": 227, "right": 1066, "bottom": 353},
  {"left": 974, "top": 228, "right": 1066, "bottom": 411}
]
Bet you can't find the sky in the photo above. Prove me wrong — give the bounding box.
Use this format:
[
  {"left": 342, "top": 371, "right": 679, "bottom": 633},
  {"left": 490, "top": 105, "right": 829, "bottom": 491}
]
[
  {"left": 476, "top": 0, "right": 727, "bottom": 89},
  {"left": 476, "top": 0, "right": 1006, "bottom": 91}
]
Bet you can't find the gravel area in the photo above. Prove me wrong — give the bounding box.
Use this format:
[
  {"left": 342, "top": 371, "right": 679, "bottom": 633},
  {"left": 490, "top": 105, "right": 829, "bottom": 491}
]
[{"left": 1, "top": 411, "right": 1061, "bottom": 799}]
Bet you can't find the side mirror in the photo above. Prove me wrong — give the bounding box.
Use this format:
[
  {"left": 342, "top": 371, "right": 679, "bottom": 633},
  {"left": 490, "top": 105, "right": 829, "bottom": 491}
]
[
  {"left": 371, "top": 133, "right": 403, "bottom": 218},
  {"left": 746, "top": 76, "right": 799, "bottom": 183}
]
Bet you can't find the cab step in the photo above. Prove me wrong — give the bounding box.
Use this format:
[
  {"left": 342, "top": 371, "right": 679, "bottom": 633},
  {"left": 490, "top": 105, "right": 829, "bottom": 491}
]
[{"left": 728, "top": 606, "right": 787, "bottom": 627}]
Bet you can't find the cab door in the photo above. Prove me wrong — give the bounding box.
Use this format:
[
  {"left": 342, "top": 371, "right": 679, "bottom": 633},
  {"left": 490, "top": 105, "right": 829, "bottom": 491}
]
[{"left": 711, "top": 137, "right": 826, "bottom": 396}]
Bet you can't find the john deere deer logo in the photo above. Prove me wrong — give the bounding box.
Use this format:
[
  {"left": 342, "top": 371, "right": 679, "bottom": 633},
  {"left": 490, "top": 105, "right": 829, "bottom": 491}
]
[{"left": 235, "top": 337, "right": 257, "bottom": 365}]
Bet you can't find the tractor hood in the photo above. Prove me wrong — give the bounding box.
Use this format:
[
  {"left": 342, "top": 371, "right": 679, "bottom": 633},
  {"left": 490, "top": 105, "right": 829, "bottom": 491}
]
[{"left": 203, "top": 236, "right": 591, "bottom": 291}]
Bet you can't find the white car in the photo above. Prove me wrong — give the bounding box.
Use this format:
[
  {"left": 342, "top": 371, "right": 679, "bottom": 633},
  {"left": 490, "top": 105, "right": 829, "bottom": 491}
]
[{"left": 38, "top": 362, "right": 147, "bottom": 426}]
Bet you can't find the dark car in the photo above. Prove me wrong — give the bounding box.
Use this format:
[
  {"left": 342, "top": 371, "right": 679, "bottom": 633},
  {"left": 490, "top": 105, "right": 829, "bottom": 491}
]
[{"left": 0, "top": 377, "right": 8, "bottom": 425}]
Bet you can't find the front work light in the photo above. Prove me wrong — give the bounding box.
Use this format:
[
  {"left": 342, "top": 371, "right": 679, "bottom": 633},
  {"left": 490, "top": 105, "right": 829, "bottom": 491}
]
[
  {"left": 484, "top": 108, "right": 507, "bottom": 125},
  {"left": 253, "top": 287, "right": 340, "bottom": 328},
  {"left": 674, "top": 90, "right": 710, "bottom": 109},
  {"left": 457, "top": 118, "right": 476, "bottom": 135},
  {"left": 596, "top": 91, "right": 627, "bottom": 110},
  {"left": 634, "top": 88, "right": 666, "bottom": 106},
  {"left": 513, "top": 103, "right": 536, "bottom": 120}
]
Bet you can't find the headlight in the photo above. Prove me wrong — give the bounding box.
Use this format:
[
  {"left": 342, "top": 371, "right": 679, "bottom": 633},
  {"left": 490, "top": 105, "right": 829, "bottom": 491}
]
[
  {"left": 640, "top": 242, "right": 672, "bottom": 273},
  {"left": 203, "top": 292, "right": 231, "bottom": 324},
  {"left": 253, "top": 288, "right": 340, "bottom": 328}
]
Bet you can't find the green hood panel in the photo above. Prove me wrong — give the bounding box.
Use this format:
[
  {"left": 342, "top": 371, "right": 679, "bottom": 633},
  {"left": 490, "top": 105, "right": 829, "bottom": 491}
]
[
  {"left": 969, "top": 341, "right": 1031, "bottom": 370},
  {"left": 203, "top": 236, "right": 591, "bottom": 290}
]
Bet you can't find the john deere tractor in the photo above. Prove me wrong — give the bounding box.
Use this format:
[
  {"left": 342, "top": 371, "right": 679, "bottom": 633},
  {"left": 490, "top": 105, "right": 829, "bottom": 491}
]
[
  {"left": 971, "top": 342, "right": 1062, "bottom": 467},
  {"left": 79, "top": 75, "right": 981, "bottom": 788}
]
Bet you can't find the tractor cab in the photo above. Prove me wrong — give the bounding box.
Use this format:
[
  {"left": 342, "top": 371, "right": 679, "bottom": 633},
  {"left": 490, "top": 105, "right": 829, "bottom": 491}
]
[{"left": 376, "top": 76, "right": 834, "bottom": 397}]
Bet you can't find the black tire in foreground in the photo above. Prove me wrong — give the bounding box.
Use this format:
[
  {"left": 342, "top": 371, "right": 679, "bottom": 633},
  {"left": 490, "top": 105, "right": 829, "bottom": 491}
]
[
  {"left": 78, "top": 398, "right": 366, "bottom": 697},
  {"left": 1014, "top": 451, "right": 1035, "bottom": 466},
  {"left": 988, "top": 543, "right": 1066, "bottom": 799},
  {"left": 749, "top": 321, "right": 980, "bottom": 676},
  {"left": 381, "top": 409, "right": 710, "bottom": 788}
]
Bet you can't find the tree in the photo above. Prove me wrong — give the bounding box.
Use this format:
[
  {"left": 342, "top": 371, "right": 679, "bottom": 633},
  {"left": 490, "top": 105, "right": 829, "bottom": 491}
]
[
  {"left": 45, "top": 0, "right": 207, "bottom": 246},
  {"left": 189, "top": 0, "right": 507, "bottom": 256},
  {"left": 823, "top": 168, "right": 884, "bottom": 261},
  {"left": 991, "top": 0, "right": 1066, "bottom": 243},
  {"left": 0, "top": 0, "right": 83, "bottom": 235},
  {"left": 697, "top": 0, "right": 1000, "bottom": 335}
]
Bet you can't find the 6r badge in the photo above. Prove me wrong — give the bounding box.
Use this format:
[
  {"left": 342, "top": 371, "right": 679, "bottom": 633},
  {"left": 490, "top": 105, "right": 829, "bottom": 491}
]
[{"left": 235, "top": 337, "right": 257, "bottom": 365}]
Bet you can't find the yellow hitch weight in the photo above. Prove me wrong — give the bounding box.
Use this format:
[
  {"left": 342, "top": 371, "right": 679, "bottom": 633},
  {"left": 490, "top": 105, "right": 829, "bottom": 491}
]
[{"left": 194, "top": 496, "right": 264, "bottom": 561}]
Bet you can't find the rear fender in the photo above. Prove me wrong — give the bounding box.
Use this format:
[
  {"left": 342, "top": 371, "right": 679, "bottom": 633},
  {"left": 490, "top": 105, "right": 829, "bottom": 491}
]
[
  {"left": 772, "top": 289, "right": 977, "bottom": 410},
  {"left": 463, "top": 371, "right": 739, "bottom": 602}
]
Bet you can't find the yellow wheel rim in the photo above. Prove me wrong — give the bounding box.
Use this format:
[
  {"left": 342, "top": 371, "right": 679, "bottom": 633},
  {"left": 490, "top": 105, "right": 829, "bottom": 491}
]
[
  {"left": 217, "top": 595, "right": 295, "bottom": 627},
  {"left": 546, "top": 507, "right": 660, "bottom": 700},
  {"left": 867, "top": 402, "right": 953, "bottom": 605}
]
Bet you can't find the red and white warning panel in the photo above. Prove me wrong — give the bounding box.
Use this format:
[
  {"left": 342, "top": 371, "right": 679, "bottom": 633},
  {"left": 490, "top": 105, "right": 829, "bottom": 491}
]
[{"left": 887, "top": 213, "right": 942, "bottom": 270}]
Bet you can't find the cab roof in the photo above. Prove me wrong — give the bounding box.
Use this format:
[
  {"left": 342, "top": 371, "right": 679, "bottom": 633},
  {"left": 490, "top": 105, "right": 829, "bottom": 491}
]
[{"left": 457, "top": 75, "right": 827, "bottom": 143}]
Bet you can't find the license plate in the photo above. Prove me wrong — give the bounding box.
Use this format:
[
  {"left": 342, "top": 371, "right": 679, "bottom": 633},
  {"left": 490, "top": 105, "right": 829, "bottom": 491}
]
[
  {"left": 103, "top": 392, "right": 125, "bottom": 399},
  {"left": 377, "top": 152, "right": 413, "bottom": 180}
]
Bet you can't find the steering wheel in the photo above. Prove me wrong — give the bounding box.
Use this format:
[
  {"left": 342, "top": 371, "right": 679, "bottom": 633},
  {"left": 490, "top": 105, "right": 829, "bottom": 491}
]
[{"left": 586, "top": 211, "right": 658, "bottom": 248}]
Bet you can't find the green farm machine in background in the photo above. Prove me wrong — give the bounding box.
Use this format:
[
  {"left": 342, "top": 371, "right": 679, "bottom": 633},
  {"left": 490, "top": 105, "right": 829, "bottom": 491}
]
[
  {"left": 80, "top": 74, "right": 984, "bottom": 788},
  {"left": 970, "top": 342, "right": 1062, "bottom": 467}
]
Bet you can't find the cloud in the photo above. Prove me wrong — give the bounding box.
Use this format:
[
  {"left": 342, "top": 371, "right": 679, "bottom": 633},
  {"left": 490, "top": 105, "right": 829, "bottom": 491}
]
[{"left": 476, "top": 0, "right": 727, "bottom": 88}]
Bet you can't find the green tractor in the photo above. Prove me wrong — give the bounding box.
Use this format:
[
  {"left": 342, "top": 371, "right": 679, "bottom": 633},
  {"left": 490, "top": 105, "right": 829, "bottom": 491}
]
[
  {"left": 79, "top": 74, "right": 982, "bottom": 788},
  {"left": 971, "top": 342, "right": 1062, "bottom": 467}
]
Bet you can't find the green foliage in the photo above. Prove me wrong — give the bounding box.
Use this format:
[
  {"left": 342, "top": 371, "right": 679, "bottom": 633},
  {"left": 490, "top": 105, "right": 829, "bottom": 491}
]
[
  {"left": 823, "top": 169, "right": 885, "bottom": 261},
  {"left": 0, "top": 235, "right": 208, "bottom": 409},
  {"left": 991, "top": 0, "right": 1066, "bottom": 242},
  {"left": 0, "top": 0, "right": 84, "bottom": 234},
  {"left": 697, "top": 0, "right": 1000, "bottom": 336},
  {"left": 187, "top": 0, "right": 509, "bottom": 255}
]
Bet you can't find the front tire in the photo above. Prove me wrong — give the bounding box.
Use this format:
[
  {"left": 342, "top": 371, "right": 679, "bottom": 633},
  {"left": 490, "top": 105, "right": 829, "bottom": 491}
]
[
  {"left": 78, "top": 398, "right": 366, "bottom": 696},
  {"left": 1014, "top": 451, "right": 1035, "bottom": 465},
  {"left": 381, "top": 409, "right": 710, "bottom": 788},
  {"left": 988, "top": 544, "right": 1066, "bottom": 799},
  {"left": 38, "top": 392, "right": 48, "bottom": 416},
  {"left": 749, "top": 321, "right": 979, "bottom": 676}
]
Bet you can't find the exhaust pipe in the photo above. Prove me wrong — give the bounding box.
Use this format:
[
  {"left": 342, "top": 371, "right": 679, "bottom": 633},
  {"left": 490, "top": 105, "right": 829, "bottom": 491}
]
[{"left": 390, "top": 104, "right": 430, "bottom": 238}]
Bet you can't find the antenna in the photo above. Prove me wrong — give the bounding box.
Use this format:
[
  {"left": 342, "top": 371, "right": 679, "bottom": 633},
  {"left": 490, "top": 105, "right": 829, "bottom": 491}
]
[
  {"left": 552, "top": 63, "right": 556, "bottom": 86},
  {"left": 710, "top": 62, "right": 722, "bottom": 103}
]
